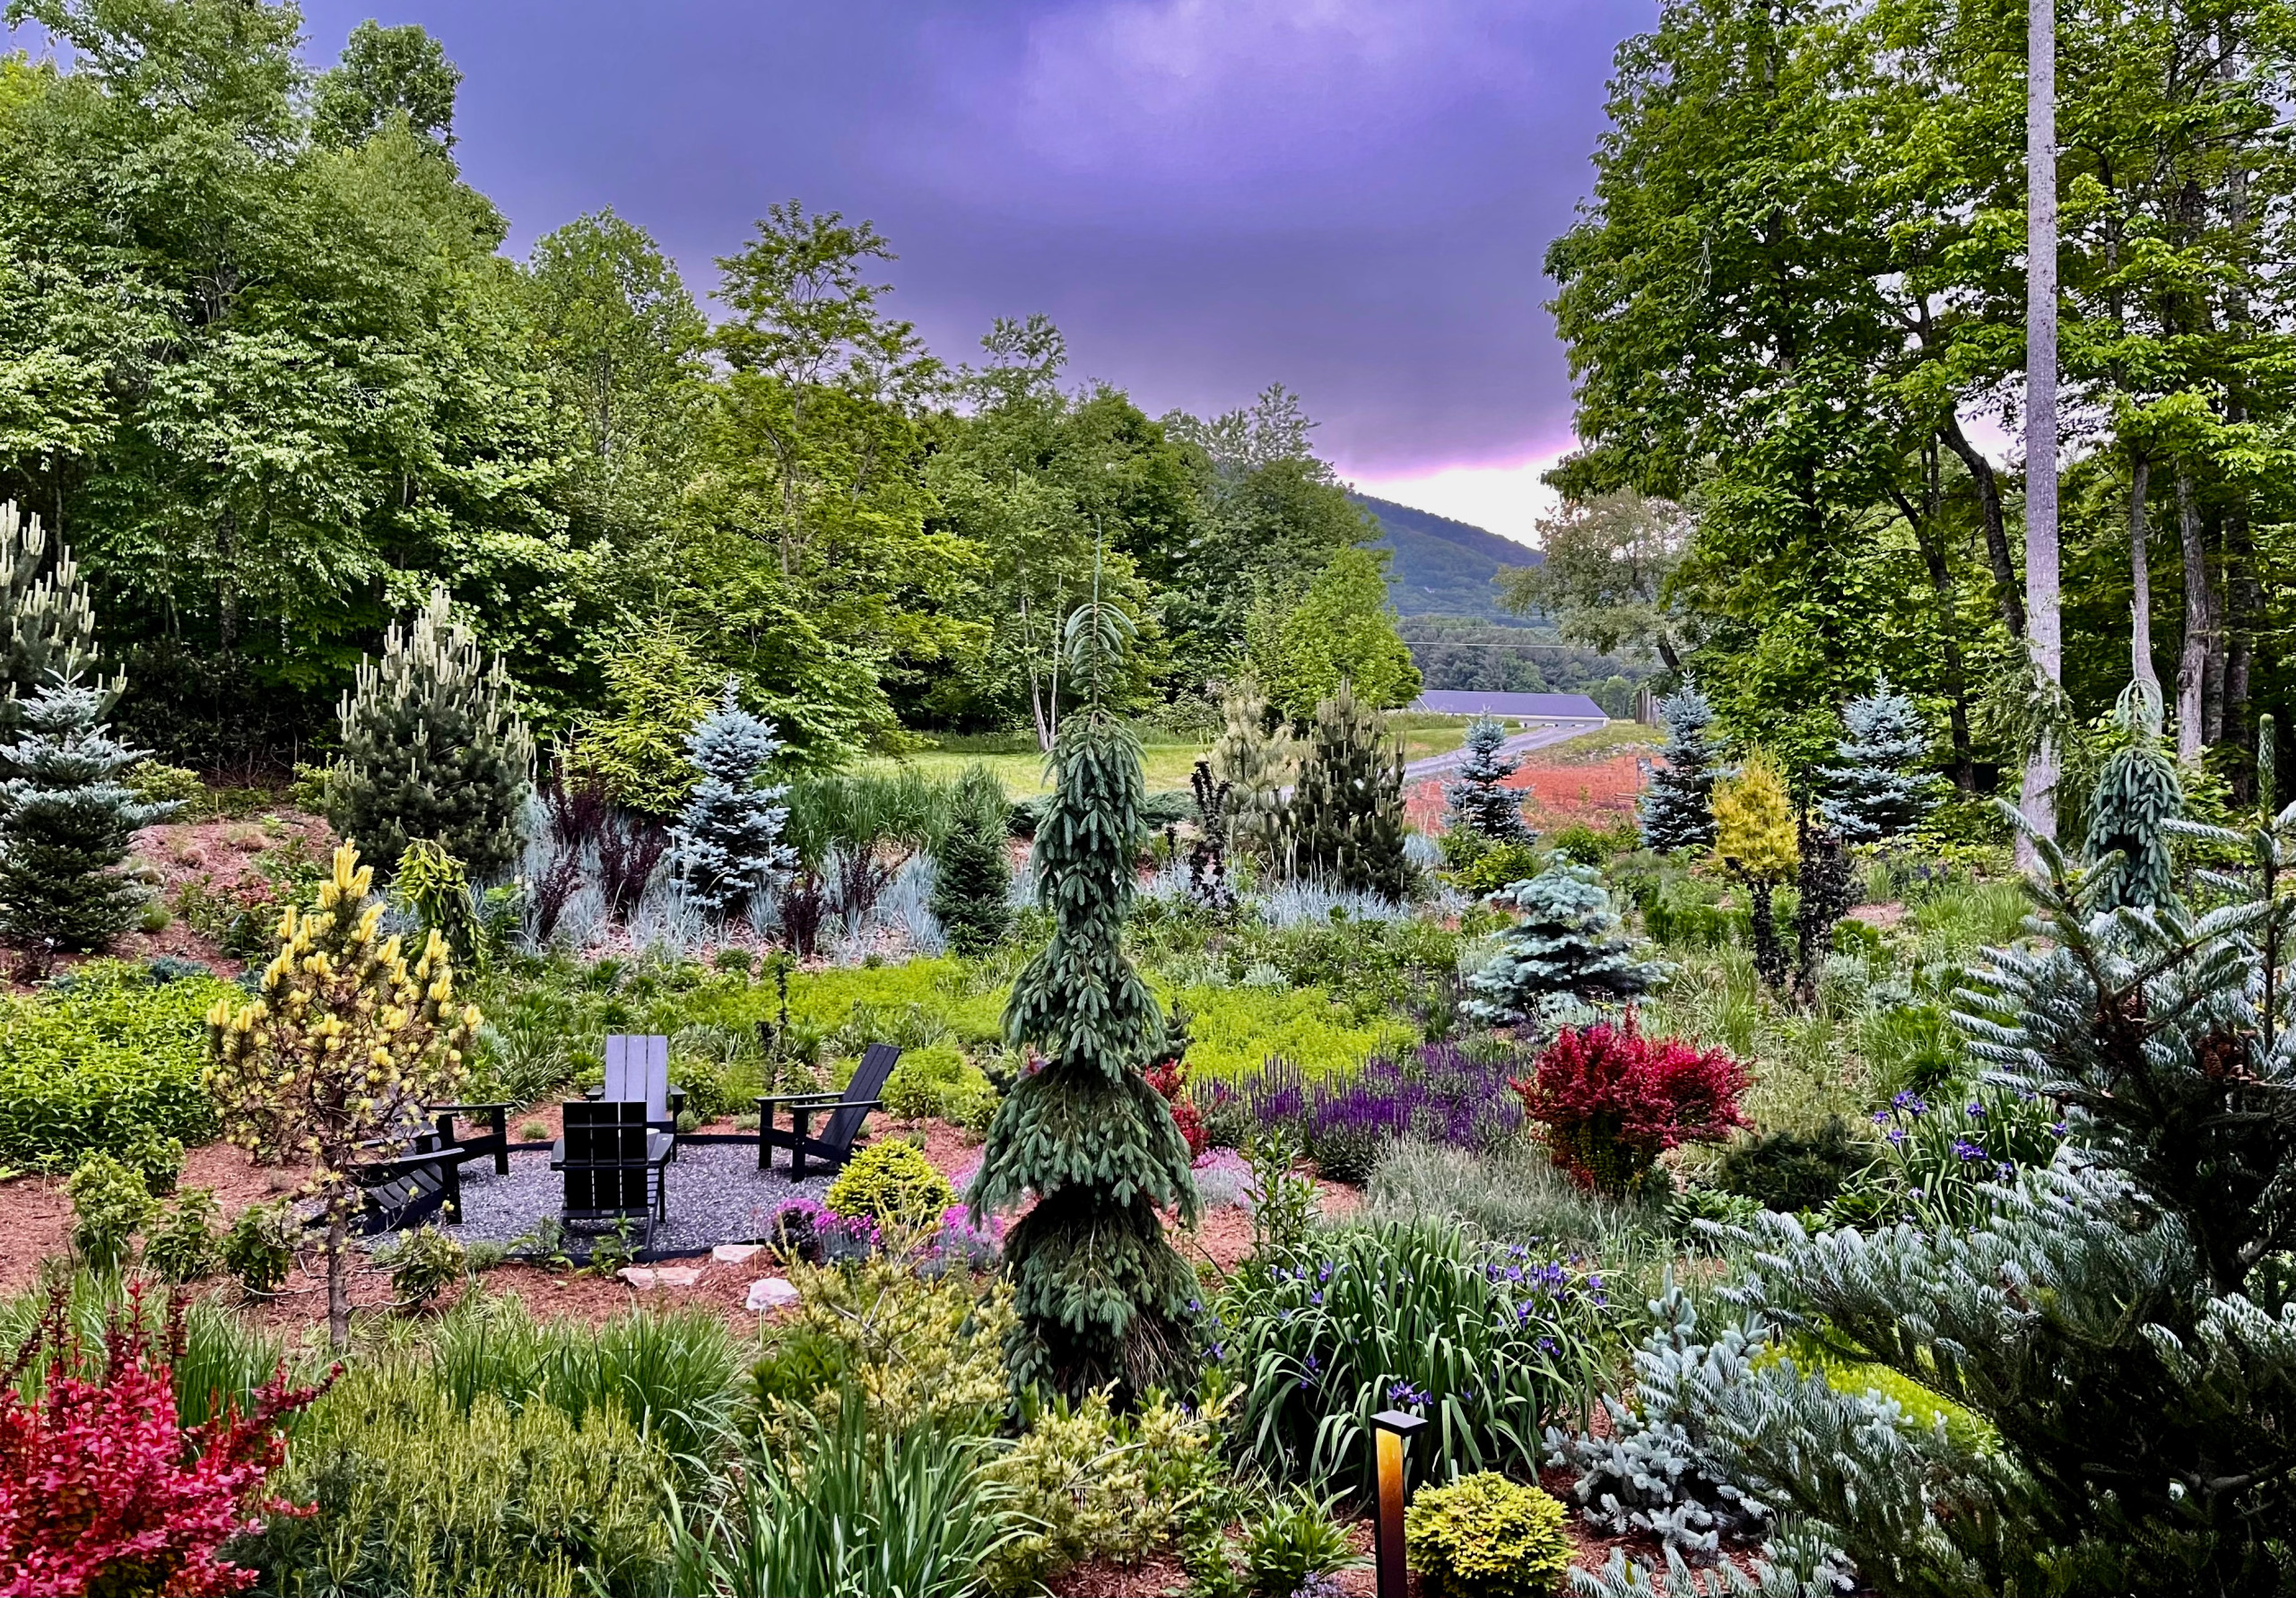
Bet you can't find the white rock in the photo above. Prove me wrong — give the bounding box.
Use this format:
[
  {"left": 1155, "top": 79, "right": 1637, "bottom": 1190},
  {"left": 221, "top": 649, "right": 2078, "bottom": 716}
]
[
  {"left": 619, "top": 1265, "right": 702, "bottom": 1289},
  {"left": 712, "top": 1243, "right": 762, "bottom": 1264},
  {"left": 746, "top": 1277, "right": 801, "bottom": 1312}
]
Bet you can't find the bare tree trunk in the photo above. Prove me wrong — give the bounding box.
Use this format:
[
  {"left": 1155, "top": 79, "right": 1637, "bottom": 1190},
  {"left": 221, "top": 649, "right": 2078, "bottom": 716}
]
[
  {"left": 1940, "top": 414, "right": 2025, "bottom": 642},
  {"left": 326, "top": 1210, "right": 351, "bottom": 1350},
  {"left": 2128, "top": 454, "right": 2157, "bottom": 693},
  {"left": 2176, "top": 469, "right": 2212, "bottom": 766},
  {"left": 2226, "top": 503, "right": 2257, "bottom": 798},
  {"left": 1895, "top": 457, "right": 1976, "bottom": 790},
  {"left": 2020, "top": 0, "right": 2061, "bottom": 850}
]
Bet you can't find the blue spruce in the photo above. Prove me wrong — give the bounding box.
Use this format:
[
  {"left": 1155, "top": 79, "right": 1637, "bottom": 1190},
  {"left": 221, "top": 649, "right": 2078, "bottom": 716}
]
[
  {"left": 1465, "top": 864, "right": 1663, "bottom": 1025},
  {"left": 1821, "top": 680, "right": 1935, "bottom": 843},
  {"left": 671, "top": 680, "right": 793, "bottom": 918},
  {"left": 1639, "top": 683, "right": 1721, "bottom": 855},
  {"left": 1444, "top": 715, "right": 1535, "bottom": 844},
  {"left": 0, "top": 672, "right": 179, "bottom": 951}
]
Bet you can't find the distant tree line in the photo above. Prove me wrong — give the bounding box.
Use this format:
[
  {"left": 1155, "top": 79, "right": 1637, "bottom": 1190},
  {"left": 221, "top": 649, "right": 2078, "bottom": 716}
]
[{"left": 0, "top": 1, "right": 1418, "bottom": 774}]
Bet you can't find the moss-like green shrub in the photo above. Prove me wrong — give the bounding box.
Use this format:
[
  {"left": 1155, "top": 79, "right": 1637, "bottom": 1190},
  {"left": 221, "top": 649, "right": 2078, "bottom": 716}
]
[
  {"left": 1458, "top": 840, "right": 1547, "bottom": 895},
  {"left": 222, "top": 1199, "right": 298, "bottom": 1296},
  {"left": 751, "top": 1255, "right": 1014, "bottom": 1448},
  {"left": 379, "top": 1226, "right": 468, "bottom": 1307},
  {"left": 126, "top": 760, "right": 207, "bottom": 809},
  {"left": 982, "top": 1389, "right": 1227, "bottom": 1594},
  {"left": 243, "top": 1363, "right": 673, "bottom": 1595},
  {"left": 143, "top": 1186, "right": 224, "bottom": 1283},
  {"left": 1716, "top": 1117, "right": 1864, "bottom": 1213},
  {"left": 1173, "top": 984, "right": 1415, "bottom": 1082},
  {"left": 881, "top": 1039, "right": 998, "bottom": 1127},
  {"left": 1405, "top": 1472, "right": 1571, "bottom": 1598},
  {"left": 0, "top": 959, "right": 230, "bottom": 1168},
  {"left": 823, "top": 1140, "right": 955, "bottom": 1228},
  {"left": 65, "top": 1150, "right": 157, "bottom": 1270}
]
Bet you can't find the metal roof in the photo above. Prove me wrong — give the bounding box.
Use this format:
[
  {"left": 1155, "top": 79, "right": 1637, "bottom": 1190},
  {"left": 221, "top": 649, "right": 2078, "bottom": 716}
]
[{"left": 1413, "top": 690, "right": 1610, "bottom": 721}]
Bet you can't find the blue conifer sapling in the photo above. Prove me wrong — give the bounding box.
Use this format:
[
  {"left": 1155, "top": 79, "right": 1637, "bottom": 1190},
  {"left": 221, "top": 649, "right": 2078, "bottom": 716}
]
[
  {"left": 1822, "top": 679, "right": 1935, "bottom": 843},
  {"left": 0, "top": 672, "right": 179, "bottom": 951},
  {"left": 1640, "top": 682, "right": 1722, "bottom": 854},
  {"left": 969, "top": 557, "right": 1197, "bottom": 1400},
  {"left": 672, "top": 679, "right": 794, "bottom": 919},
  {"left": 2083, "top": 680, "right": 2179, "bottom": 911},
  {"left": 1444, "top": 715, "right": 1535, "bottom": 844},
  {"left": 1465, "top": 864, "right": 1663, "bottom": 1025}
]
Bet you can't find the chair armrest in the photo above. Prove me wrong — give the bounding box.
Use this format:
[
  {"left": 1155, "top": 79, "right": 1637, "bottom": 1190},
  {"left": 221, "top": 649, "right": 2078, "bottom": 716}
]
[
  {"left": 355, "top": 1146, "right": 465, "bottom": 1178},
  {"left": 428, "top": 1102, "right": 511, "bottom": 1116},
  {"left": 755, "top": 1090, "right": 844, "bottom": 1108}
]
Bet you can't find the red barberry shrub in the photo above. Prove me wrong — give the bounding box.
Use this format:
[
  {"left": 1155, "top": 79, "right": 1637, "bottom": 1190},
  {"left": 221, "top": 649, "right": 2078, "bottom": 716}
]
[
  {"left": 1512, "top": 1015, "right": 1750, "bottom": 1194},
  {"left": 0, "top": 1280, "right": 328, "bottom": 1596},
  {"left": 1145, "top": 1056, "right": 1209, "bottom": 1159}
]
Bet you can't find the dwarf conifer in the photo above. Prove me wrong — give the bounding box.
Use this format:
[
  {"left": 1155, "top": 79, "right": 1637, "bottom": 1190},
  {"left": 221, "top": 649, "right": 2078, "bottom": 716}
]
[
  {"left": 930, "top": 762, "right": 1012, "bottom": 955},
  {"left": 1445, "top": 715, "right": 1535, "bottom": 844},
  {"left": 1208, "top": 673, "right": 1293, "bottom": 863},
  {"left": 1288, "top": 680, "right": 1407, "bottom": 899},
  {"left": 2083, "top": 682, "right": 2180, "bottom": 912},
  {"left": 672, "top": 679, "right": 793, "bottom": 918},
  {"left": 1639, "top": 682, "right": 1722, "bottom": 855},
  {"left": 1465, "top": 864, "right": 1662, "bottom": 1024},
  {"left": 0, "top": 673, "right": 178, "bottom": 951},
  {"left": 329, "top": 589, "right": 534, "bottom": 882},
  {"left": 969, "top": 569, "right": 1197, "bottom": 1401},
  {"left": 0, "top": 500, "right": 115, "bottom": 738},
  {"left": 1822, "top": 680, "right": 1935, "bottom": 843}
]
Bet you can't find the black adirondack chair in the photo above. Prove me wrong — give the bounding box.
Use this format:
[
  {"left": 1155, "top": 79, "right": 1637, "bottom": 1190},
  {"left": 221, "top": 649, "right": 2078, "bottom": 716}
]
[
  {"left": 586, "top": 1035, "right": 688, "bottom": 1138},
  {"left": 552, "top": 1100, "right": 673, "bottom": 1248},
  {"left": 756, "top": 1042, "right": 899, "bottom": 1178},
  {"left": 427, "top": 1102, "right": 511, "bottom": 1175},
  {"left": 346, "top": 1128, "right": 465, "bottom": 1233}
]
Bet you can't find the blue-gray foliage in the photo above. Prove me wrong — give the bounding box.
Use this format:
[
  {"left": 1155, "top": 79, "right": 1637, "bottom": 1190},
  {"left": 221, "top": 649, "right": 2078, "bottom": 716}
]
[
  {"left": 672, "top": 680, "right": 794, "bottom": 919},
  {"left": 1445, "top": 715, "right": 1535, "bottom": 844},
  {"left": 1464, "top": 865, "right": 1662, "bottom": 1023},
  {"left": 1640, "top": 682, "right": 1722, "bottom": 855},
  {"left": 1821, "top": 681, "right": 1934, "bottom": 844}
]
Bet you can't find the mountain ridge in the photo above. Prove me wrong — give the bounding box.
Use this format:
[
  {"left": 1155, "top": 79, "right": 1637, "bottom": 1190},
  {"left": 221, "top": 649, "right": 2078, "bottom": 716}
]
[{"left": 1349, "top": 491, "right": 1541, "bottom": 622}]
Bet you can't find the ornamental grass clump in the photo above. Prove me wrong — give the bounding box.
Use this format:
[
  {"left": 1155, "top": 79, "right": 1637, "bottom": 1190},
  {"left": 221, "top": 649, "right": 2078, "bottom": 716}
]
[
  {"left": 1514, "top": 1017, "right": 1749, "bottom": 1196},
  {"left": 1216, "top": 1220, "right": 1607, "bottom": 1494},
  {"left": 205, "top": 841, "right": 480, "bottom": 1348}
]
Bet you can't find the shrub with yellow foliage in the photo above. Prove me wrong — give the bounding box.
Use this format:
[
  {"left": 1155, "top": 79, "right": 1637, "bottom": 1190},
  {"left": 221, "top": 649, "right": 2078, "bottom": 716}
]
[
  {"left": 205, "top": 841, "right": 480, "bottom": 1347},
  {"left": 1710, "top": 751, "right": 1798, "bottom": 989}
]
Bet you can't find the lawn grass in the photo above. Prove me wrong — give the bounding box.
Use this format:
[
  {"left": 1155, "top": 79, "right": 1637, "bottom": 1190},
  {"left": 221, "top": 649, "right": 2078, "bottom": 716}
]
[{"left": 865, "top": 716, "right": 1480, "bottom": 796}]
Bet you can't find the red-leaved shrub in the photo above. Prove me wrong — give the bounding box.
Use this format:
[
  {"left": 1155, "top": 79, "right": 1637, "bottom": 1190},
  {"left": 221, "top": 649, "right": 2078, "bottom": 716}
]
[
  {"left": 0, "top": 1281, "right": 328, "bottom": 1596},
  {"left": 1512, "top": 1015, "right": 1750, "bottom": 1194},
  {"left": 1145, "top": 1056, "right": 1209, "bottom": 1159}
]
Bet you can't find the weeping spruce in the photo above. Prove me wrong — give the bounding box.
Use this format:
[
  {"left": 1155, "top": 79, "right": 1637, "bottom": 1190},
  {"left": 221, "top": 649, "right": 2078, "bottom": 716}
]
[{"left": 969, "top": 578, "right": 1197, "bottom": 1401}]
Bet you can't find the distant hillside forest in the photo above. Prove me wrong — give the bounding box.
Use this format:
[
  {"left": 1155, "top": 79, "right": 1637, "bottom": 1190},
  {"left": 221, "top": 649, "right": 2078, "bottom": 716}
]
[{"left": 1352, "top": 495, "right": 1651, "bottom": 708}]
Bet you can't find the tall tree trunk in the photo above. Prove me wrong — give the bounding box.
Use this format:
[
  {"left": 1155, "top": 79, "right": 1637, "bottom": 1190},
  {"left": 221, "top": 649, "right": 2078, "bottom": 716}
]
[
  {"left": 1940, "top": 414, "right": 2025, "bottom": 642},
  {"left": 2021, "top": 0, "right": 2061, "bottom": 849},
  {"left": 2175, "top": 469, "right": 2212, "bottom": 766},
  {"left": 2128, "top": 454, "right": 2157, "bottom": 694},
  {"left": 2225, "top": 503, "right": 2257, "bottom": 799},
  {"left": 1894, "top": 460, "right": 1976, "bottom": 790}
]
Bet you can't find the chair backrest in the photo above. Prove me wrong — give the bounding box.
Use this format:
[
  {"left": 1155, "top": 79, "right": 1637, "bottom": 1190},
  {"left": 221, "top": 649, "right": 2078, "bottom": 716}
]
[
  {"left": 821, "top": 1043, "right": 901, "bottom": 1153},
  {"left": 561, "top": 1100, "right": 651, "bottom": 1213},
  {"left": 603, "top": 1034, "right": 671, "bottom": 1122}
]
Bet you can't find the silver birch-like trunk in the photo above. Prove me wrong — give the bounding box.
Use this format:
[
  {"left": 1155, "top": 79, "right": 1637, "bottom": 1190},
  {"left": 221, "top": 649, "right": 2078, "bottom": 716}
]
[
  {"left": 2129, "top": 455, "right": 2156, "bottom": 692},
  {"left": 2020, "top": 0, "right": 2062, "bottom": 852}
]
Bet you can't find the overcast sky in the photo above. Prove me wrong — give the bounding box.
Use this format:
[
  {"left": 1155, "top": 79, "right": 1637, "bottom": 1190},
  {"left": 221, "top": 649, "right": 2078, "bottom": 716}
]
[{"left": 43, "top": 1, "right": 1664, "bottom": 541}]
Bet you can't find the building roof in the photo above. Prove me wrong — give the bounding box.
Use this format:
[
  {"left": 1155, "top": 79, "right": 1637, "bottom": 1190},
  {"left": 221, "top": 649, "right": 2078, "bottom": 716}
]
[{"left": 1413, "top": 690, "right": 1610, "bottom": 721}]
